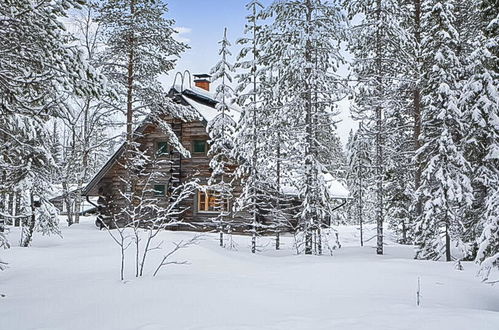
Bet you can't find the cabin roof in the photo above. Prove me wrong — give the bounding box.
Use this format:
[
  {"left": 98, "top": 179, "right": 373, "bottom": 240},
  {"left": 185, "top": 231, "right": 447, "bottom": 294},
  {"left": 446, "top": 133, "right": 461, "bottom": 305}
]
[
  {"left": 172, "top": 84, "right": 241, "bottom": 123},
  {"left": 83, "top": 85, "right": 231, "bottom": 196},
  {"left": 82, "top": 122, "right": 148, "bottom": 196}
]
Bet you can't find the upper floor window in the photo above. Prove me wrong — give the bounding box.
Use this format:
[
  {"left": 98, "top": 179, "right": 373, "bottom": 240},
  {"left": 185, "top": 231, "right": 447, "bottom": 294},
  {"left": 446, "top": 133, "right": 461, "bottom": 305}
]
[
  {"left": 193, "top": 140, "right": 207, "bottom": 154},
  {"left": 157, "top": 141, "right": 169, "bottom": 156}
]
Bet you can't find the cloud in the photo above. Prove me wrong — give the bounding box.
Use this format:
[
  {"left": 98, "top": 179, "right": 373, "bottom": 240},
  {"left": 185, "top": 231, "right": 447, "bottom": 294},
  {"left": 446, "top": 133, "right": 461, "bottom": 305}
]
[
  {"left": 174, "top": 26, "right": 192, "bottom": 44},
  {"left": 175, "top": 27, "right": 192, "bottom": 34}
]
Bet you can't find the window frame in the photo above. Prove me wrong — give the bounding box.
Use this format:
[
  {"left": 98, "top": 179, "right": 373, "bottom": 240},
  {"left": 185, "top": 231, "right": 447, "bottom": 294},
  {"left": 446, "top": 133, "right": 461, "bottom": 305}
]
[
  {"left": 197, "top": 189, "right": 229, "bottom": 213},
  {"left": 156, "top": 141, "right": 169, "bottom": 157},
  {"left": 192, "top": 140, "right": 207, "bottom": 155},
  {"left": 153, "top": 184, "right": 166, "bottom": 197}
]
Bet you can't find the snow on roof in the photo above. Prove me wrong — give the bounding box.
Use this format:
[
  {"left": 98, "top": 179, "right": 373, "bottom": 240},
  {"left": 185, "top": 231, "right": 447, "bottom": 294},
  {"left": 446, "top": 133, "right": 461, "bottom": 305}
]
[
  {"left": 183, "top": 95, "right": 241, "bottom": 123},
  {"left": 281, "top": 173, "right": 349, "bottom": 200},
  {"left": 182, "top": 96, "right": 219, "bottom": 122},
  {"left": 323, "top": 173, "right": 350, "bottom": 199},
  {"left": 173, "top": 84, "right": 215, "bottom": 103},
  {"left": 178, "top": 86, "right": 241, "bottom": 123},
  {"left": 186, "top": 85, "right": 216, "bottom": 100}
]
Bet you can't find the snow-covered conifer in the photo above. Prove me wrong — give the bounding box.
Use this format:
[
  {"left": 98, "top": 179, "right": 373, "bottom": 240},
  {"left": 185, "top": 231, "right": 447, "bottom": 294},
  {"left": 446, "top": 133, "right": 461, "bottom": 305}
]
[
  {"left": 208, "top": 28, "right": 237, "bottom": 247},
  {"left": 97, "top": 0, "right": 193, "bottom": 152},
  {"left": 0, "top": 0, "right": 105, "bottom": 245},
  {"left": 264, "top": 0, "right": 348, "bottom": 254},
  {"left": 97, "top": 0, "right": 199, "bottom": 228},
  {"left": 461, "top": 0, "right": 499, "bottom": 280},
  {"left": 346, "top": 125, "right": 374, "bottom": 246},
  {"left": 384, "top": 109, "right": 415, "bottom": 244},
  {"left": 415, "top": 0, "right": 473, "bottom": 261},
  {"left": 346, "top": 0, "right": 411, "bottom": 255},
  {"left": 233, "top": 0, "right": 270, "bottom": 253}
]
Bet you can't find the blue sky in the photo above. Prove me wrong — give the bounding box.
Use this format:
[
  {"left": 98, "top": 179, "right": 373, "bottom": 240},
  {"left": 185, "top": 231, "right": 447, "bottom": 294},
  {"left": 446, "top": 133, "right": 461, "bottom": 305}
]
[
  {"left": 166, "top": 0, "right": 261, "bottom": 81},
  {"left": 164, "top": 0, "right": 356, "bottom": 144}
]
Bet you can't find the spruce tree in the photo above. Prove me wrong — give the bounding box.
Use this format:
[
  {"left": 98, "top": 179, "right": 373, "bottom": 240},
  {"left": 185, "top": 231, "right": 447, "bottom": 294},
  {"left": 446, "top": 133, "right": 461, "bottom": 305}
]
[
  {"left": 97, "top": 0, "right": 198, "bottom": 228},
  {"left": 415, "top": 0, "right": 473, "bottom": 261},
  {"left": 346, "top": 125, "right": 374, "bottom": 246},
  {"left": 345, "top": 0, "right": 410, "bottom": 254},
  {"left": 384, "top": 108, "right": 415, "bottom": 244},
  {"left": 462, "top": 0, "right": 499, "bottom": 280},
  {"left": 233, "top": 0, "right": 269, "bottom": 253},
  {"left": 265, "top": 0, "right": 348, "bottom": 254},
  {"left": 97, "top": 0, "right": 192, "bottom": 152},
  {"left": 208, "top": 28, "right": 237, "bottom": 248}
]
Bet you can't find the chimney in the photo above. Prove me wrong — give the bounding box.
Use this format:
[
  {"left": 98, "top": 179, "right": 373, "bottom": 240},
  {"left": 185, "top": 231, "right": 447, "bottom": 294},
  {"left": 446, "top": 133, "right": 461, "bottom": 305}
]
[{"left": 193, "top": 74, "right": 211, "bottom": 91}]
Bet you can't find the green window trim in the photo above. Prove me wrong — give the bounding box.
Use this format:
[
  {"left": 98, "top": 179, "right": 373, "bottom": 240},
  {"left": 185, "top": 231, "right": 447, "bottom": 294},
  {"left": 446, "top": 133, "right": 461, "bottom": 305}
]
[
  {"left": 193, "top": 140, "right": 207, "bottom": 154},
  {"left": 157, "top": 141, "right": 169, "bottom": 156},
  {"left": 153, "top": 185, "right": 166, "bottom": 196}
]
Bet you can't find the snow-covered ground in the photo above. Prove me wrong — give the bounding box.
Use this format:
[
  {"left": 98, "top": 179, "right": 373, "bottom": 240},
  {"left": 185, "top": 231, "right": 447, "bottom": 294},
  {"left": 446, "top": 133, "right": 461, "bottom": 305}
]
[{"left": 1, "top": 218, "right": 498, "bottom": 330}]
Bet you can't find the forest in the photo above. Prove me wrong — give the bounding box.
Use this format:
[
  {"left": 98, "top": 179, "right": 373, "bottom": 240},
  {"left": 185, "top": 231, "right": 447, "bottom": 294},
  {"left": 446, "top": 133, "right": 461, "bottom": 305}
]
[{"left": 0, "top": 0, "right": 498, "bottom": 286}]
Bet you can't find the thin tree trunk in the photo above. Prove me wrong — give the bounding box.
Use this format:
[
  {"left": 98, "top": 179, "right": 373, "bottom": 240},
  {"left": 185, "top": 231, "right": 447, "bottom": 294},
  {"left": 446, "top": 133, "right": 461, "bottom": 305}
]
[
  {"left": 135, "top": 230, "right": 140, "bottom": 277},
  {"left": 120, "top": 241, "right": 125, "bottom": 281},
  {"left": 251, "top": 3, "right": 258, "bottom": 254},
  {"left": 375, "top": 0, "right": 384, "bottom": 255},
  {"left": 358, "top": 122, "right": 364, "bottom": 247},
  {"left": 276, "top": 130, "right": 281, "bottom": 250},
  {"left": 402, "top": 221, "right": 407, "bottom": 244},
  {"left": 413, "top": 0, "right": 423, "bottom": 218},
  {"left": 62, "top": 181, "right": 73, "bottom": 226},
  {"left": 74, "top": 194, "right": 81, "bottom": 224},
  {"left": 122, "top": 0, "right": 136, "bottom": 228},
  {"left": 7, "top": 193, "right": 14, "bottom": 225},
  {"left": 445, "top": 215, "right": 451, "bottom": 262},
  {"left": 139, "top": 232, "right": 153, "bottom": 277},
  {"left": 15, "top": 193, "right": 21, "bottom": 219},
  {"left": 75, "top": 99, "right": 91, "bottom": 224},
  {"left": 126, "top": 1, "right": 135, "bottom": 145},
  {"left": 304, "top": 0, "right": 314, "bottom": 255},
  {"left": 359, "top": 160, "right": 364, "bottom": 247},
  {"left": 22, "top": 192, "right": 36, "bottom": 247}
]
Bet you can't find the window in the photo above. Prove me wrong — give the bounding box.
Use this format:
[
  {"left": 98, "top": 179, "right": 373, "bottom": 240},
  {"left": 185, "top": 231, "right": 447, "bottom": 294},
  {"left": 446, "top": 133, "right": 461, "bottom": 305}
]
[
  {"left": 197, "top": 190, "right": 229, "bottom": 213},
  {"left": 193, "top": 140, "right": 206, "bottom": 154},
  {"left": 153, "top": 185, "right": 166, "bottom": 197},
  {"left": 157, "top": 141, "right": 169, "bottom": 156}
]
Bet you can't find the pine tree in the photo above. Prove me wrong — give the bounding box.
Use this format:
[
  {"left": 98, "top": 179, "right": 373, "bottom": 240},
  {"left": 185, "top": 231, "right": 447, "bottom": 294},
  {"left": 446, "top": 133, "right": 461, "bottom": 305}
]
[
  {"left": 265, "top": 0, "right": 348, "bottom": 254},
  {"left": 415, "top": 0, "right": 473, "bottom": 261},
  {"left": 346, "top": 125, "right": 374, "bottom": 246},
  {"left": 462, "top": 0, "right": 499, "bottom": 280},
  {"left": 411, "top": 0, "right": 424, "bottom": 221},
  {"left": 208, "top": 28, "right": 237, "bottom": 247},
  {"left": 0, "top": 0, "right": 105, "bottom": 246},
  {"left": 97, "top": 0, "right": 191, "bottom": 151},
  {"left": 59, "top": 2, "right": 120, "bottom": 226},
  {"left": 384, "top": 107, "right": 415, "bottom": 244},
  {"left": 97, "top": 0, "right": 198, "bottom": 228},
  {"left": 233, "top": 0, "right": 269, "bottom": 253},
  {"left": 345, "top": 0, "right": 410, "bottom": 254}
]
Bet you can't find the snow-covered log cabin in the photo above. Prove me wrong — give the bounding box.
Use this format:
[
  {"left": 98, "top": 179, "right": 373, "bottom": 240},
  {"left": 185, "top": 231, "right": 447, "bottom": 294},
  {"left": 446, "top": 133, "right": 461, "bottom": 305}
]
[{"left": 82, "top": 73, "right": 349, "bottom": 231}]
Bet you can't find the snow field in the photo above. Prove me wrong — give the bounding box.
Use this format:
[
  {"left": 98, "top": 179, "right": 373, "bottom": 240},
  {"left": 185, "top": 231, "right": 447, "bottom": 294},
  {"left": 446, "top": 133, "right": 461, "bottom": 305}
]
[{"left": 1, "top": 218, "right": 498, "bottom": 330}]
